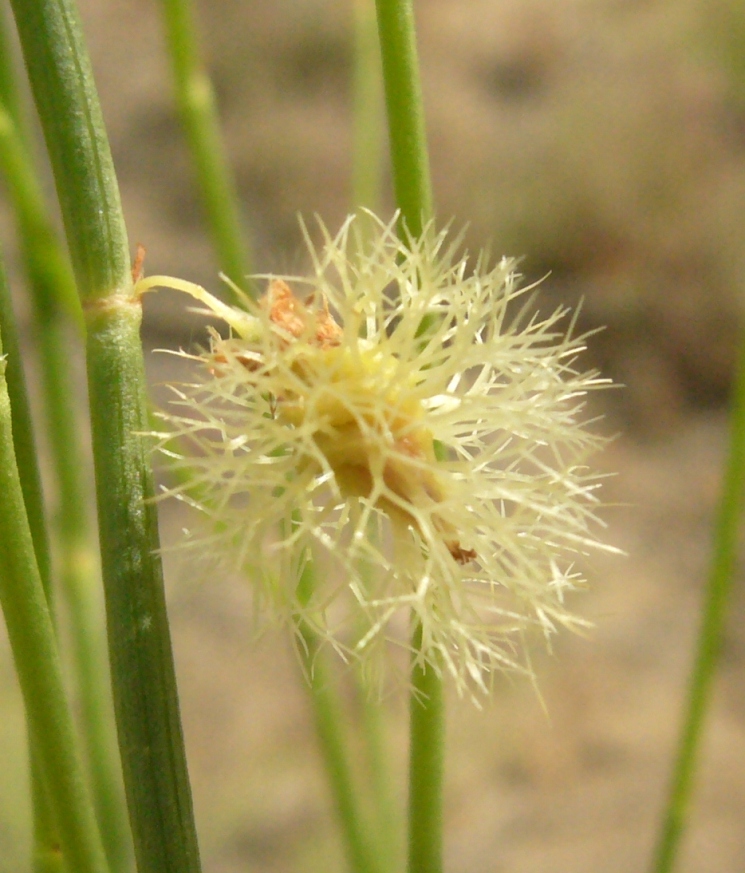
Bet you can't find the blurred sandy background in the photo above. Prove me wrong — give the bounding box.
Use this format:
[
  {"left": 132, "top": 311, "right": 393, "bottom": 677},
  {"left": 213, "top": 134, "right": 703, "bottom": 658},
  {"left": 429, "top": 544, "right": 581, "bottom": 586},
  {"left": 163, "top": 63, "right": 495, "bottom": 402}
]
[{"left": 2, "top": 0, "right": 745, "bottom": 870}]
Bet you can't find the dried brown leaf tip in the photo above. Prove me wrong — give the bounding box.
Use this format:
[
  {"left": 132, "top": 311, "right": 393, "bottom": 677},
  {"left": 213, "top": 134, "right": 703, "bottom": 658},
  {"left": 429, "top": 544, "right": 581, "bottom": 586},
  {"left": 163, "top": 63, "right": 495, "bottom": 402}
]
[{"left": 131, "top": 244, "right": 146, "bottom": 284}]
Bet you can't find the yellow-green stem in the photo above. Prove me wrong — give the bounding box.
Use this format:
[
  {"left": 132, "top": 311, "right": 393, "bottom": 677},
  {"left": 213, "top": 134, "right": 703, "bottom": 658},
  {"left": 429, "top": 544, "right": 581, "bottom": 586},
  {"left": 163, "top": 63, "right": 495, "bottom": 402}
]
[
  {"left": 0, "top": 261, "right": 108, "bottom": 873},
  {"left": 296, "top": 558, "right": 383, "bottom": 873},
  {"left": 408, "top": 624, "right": 444, "bottom": 873},
  {"left": 373, "top": 4, "right": 442, "bottom": 871},
  {"left": 160, "top": 0, "right": 252, "bottom": 294},
  {"left": 352, "top": 0, "right": 385, "bottom": 214},
  {"left": 373, "top": 0, "right": 433, "bottom": 236},
  {"left": 38, "top": 318, "right": 132, "bottom": 873},
  {"left": 0, "top": 238, "right": 64, "bottom": 873},
  {"left": 650, "top": 325, "right": 745, "bottom": 872},
  {"left": 355, "top": 674, "right": 401, "bottom": 871}
]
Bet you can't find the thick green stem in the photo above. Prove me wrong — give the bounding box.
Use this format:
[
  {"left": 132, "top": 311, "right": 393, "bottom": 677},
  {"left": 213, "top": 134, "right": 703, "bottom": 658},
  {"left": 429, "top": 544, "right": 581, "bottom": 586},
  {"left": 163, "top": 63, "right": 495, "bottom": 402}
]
[
  {"left": 10, "top": 0, "right": 202, "bottom": 869},
  {"left": 86, "top": 300, "right": 201, "bottom": 873},
  {"left": 0, "top": 63, "right": 132, "bottom": 873},
  {"left": 0, "top": 267, "right": 108, "bottom": 873},
  {"left": 8, "top": 0, "right": 129, "bottom": 302},
  {"left": 650, "top": 332, "right": 745, "bottom": 872},
  {"left": 408, "top": 625, "right": 444, "bottom": 873},
  {"left": 373, "top": 0, "right": 433, "bottom": 235},
  {"left": 160, "top": 0, "right": 252, "bottom": 292}
]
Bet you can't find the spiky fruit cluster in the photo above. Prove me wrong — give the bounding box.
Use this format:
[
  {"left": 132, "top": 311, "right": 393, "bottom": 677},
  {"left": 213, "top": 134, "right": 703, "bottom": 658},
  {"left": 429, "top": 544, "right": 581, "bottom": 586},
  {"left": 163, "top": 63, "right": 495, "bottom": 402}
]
[{"left": 142, "top": 213, "right": 613, "bottom": 694}]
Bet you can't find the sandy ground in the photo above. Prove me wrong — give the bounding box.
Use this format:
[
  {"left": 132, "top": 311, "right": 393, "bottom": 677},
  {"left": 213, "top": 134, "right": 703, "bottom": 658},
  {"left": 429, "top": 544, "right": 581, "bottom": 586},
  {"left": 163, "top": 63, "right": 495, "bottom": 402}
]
[{"left": 2, "top": 0, "right": 745, "bottom": 870}]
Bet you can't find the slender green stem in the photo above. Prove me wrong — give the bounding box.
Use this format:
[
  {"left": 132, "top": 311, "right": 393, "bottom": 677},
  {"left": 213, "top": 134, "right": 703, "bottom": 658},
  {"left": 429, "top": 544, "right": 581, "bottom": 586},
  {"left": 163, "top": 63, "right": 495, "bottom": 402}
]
[
  {"left": 0, "top": 55, "right": 62, "bottom": 865},
  {"left": 0, "top": 185, "right": 53, "bottom": 622},
  {"left": 350, "top": 525, "right": 400, "bottom": 870},
  {"left": 0, "top": 262, "right": 108, "bottom": 873},
  {"left": 0, "top": 73, "right": 132, "bottom": 873},
  {"left": 350, "top": 16, "right": 400, "bottom": 861},
  {"left": 408, "top": 625, "right": 444, "bottom": 873},
  {"left": 8, "top": 0, "right": 129, "bottom": 302},
  {"left": 373, "top": 0, "right": 433, "bottom": 235},
  {"left": 650, "top": 332, "right": 745, "bottom": 872},
  {"left": 160, "top": 0, "right": 252, "bottom": 292},
  {"left": 352, "top": 0, "right": 385, "bottom": 214},
  {"left": 29, "top": 752, "right": 65, "bottom": 873},
  {"left": 355, "top": 675, "right": 401, "bottom": 871},
  {"left": 374, "top": 4, "right": 441, "bottom": 871},
  {"left": 0, "top": 5, "right": 24, "bottom": 131},
  {"left": 0, "top": 22, "right": 55, "bottom": 590},
  {"left": 296, "top": 560, "right": 382, "bottom": 873},
  {"left": 0, "top": 235, "right": 64, "bottom": 873},
  {"left": 0, "top": 102, "right": 82, "bottom": 329},
  {"left": 9, "top": 0, "right": 202, "bottom": 869},
  {"left": 38, "top": 317, "right": 132, "bottom": 873},
  {"left": 59, "top": 537, "right": 132, "bottom": 873},
  {"left": 300, "top": 627, "right": 383, "bottom": 873}
]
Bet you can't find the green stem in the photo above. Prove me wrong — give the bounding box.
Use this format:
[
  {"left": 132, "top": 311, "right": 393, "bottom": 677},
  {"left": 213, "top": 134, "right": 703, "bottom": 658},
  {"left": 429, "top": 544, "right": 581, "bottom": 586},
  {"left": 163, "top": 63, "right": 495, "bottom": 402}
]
[
  {"left": 352, "top": 0, "right": 385, "bottom": 214},
  {"left": 408, "top": 625, "right": 444, "bottom": 873},
  {"left": 86, "top": 300, "right": 201, "bottom": 873},
  {"left": 60, "top": 533, "right": 132, "bottom": 873},
  {"left": 0, "top": 67, "right": 132, "bottom": 873},
  {"left": 0, "top": 101, "right": 82, "bottom": 329},
  {"left": 0, "top": 176, "right": 53, "bottom": 628},
  {"left": 0, "top": 123, "right": 83, "bottom": 321},
  {"left": 373, "top": 0, "right": 433, "bottom": 235},
  {"left": 0, "top": 237, "right": 64, "bottom": 873},
  {"left": 373, "top": 4, "right": 441, "bottom": 871},
  {"left": 301, "top": 628, "right": 383, "bottom": 873},
  {"left": 349, "top": 8, "right": 391, "bottom": 843},
  {"left": 29, "top": 751, "right": 65, "bottom": 873},
  {"left": 0, "top": 5, "right": 24, "bottom": 131},
  {"left": 355, "top": 675, "right": 400, "bottom": 870},
  {"left": 350, "top": 525, "right": 400, "bottom": 870},
  {"left": 39, "top": 316, "right": 132, "bottom": 873},
  {"left": 0, "top": 52, "right": 62, "bottom": 863},
  {"left": 0, "top": 262, "right": 108, "bottom": 873},
  {"left": 9, "top": 0, "right": 202, "bottom": 869},
  {"left": 160, "top": 0, "right": 252, "bottom": 292},
  {"left": 650, "top": 333, "right": 745, "bottom": 872},
  {"left": 7, "top": 0, "right": 129, "bottom": 302},
  {"left": 296, "top": 561, "right": 381, "bottom": 873}
]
